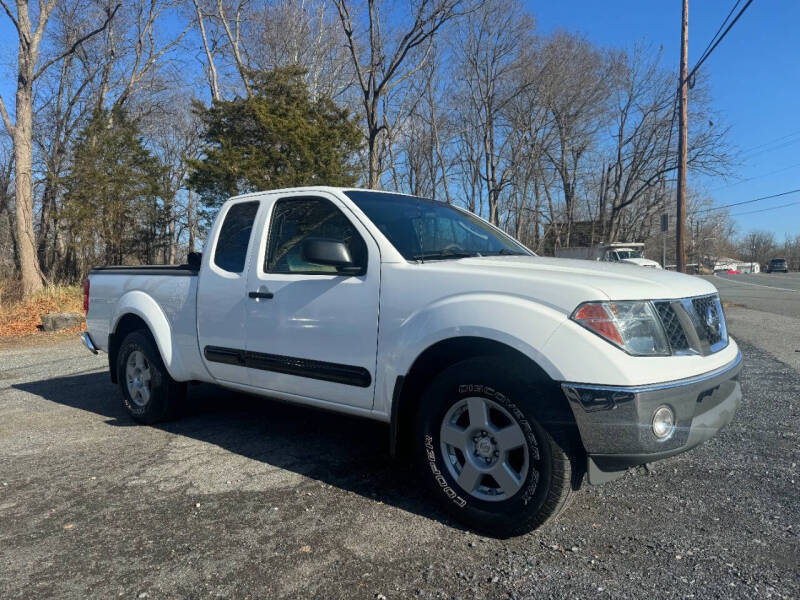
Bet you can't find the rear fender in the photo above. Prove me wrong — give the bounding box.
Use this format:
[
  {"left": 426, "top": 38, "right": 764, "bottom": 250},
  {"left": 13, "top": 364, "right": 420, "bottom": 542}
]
[{"left": 112, "top": 291, "right": 189, "bottom": 381}]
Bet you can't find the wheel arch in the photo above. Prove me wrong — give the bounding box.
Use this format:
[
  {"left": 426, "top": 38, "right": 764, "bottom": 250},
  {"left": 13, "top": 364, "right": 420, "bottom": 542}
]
[
  {"left": 108, "top": 313, "right": 152, "bottom": 383},
  {"left": 389, "top": 336, "right": 569, "bottom": 460},
  {"left": 108, "top": 291, "right": 186, "bottom": 382}
]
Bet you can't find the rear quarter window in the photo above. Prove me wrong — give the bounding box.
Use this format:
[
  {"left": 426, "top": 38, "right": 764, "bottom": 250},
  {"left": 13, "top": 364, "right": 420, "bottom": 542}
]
[{"left": 214, "top": 201, "right": 260, "bottom": 273}]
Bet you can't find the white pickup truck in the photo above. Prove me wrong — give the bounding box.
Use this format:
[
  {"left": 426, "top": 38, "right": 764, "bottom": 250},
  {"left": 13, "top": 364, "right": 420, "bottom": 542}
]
[
  {"left": 82, "top": 187, "right": 742, "bottom": 536},
  {"left": 555, "top": 242, "right": 663, "bottom": 268}
]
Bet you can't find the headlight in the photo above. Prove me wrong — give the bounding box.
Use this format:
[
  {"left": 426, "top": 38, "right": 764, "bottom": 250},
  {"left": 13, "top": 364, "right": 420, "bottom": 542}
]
[{"left": 571, "top": 301, "right": 670, "bottom": 356}]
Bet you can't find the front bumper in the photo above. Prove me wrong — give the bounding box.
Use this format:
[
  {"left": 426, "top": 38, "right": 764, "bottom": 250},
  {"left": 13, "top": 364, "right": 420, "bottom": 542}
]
[{"left": 562, "top": 350, "right": 742, "bottom": 484}]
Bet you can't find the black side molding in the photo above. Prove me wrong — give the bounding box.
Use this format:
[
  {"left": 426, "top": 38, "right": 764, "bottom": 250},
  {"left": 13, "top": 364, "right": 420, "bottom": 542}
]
[
  {"left": 203, "top": 346, "right": 372, "bottom": 388},
  {"left": 204, "top": 346, "right": 246, "bottom": 366}
]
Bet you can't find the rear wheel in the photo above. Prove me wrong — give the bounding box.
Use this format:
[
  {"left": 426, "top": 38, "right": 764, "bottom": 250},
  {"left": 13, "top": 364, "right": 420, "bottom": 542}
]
[
  {"left": 116, "top": 330, "right": 184, "bottom": 424},
  {"left": 414, "top": 357, "right": 581, "bottom": 537}
]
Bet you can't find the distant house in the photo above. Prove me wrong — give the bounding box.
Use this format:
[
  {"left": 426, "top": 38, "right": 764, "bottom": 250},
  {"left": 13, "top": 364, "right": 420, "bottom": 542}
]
[{"left": 737, "top": 262, "right": 760, "bottom": 273}]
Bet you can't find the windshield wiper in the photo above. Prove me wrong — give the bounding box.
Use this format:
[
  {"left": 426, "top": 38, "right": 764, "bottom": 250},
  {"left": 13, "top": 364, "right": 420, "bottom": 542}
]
[{"left": 412, "top": 251, "right": 478, "bottom": 261}]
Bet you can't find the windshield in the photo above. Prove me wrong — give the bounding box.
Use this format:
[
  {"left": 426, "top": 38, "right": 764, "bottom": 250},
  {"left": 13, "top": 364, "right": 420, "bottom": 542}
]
[
  {"left": 344, "top": 190, "right": 530, "bottom": 260},
  {"left": 615, "top": 250, "right": 643, "bottom": 260}
]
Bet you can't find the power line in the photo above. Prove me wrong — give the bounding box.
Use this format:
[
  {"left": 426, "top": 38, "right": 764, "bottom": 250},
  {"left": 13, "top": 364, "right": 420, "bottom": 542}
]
[
  {"left": 696, "top": 0, "right": 742, "bottom": 70},
  {"left": 729, "top": 199, "right": 800, "bottom": 217},
  {"left": 739, "top": 128, "right": 800, "bottom": 155},
  {"left": 696, "top": 187, "right": 800, "bottom": 213},
  {"left": 712, "top": 162, "right": 800, "bottom": 190},
  {"left": 742, "top": 136, "right": 800, "bottom": 160},
  {"left": 684, "top": 0, "right": 755, "bottom": 85}
]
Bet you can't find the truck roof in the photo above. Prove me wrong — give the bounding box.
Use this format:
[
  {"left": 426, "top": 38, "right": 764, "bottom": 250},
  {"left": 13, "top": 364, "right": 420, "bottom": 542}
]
[
  {"left": 227, "top": 186, "right": 421, "bottom": 202},
  {"left": 605, "top": 242, "right": 645, "bottom": 249}
]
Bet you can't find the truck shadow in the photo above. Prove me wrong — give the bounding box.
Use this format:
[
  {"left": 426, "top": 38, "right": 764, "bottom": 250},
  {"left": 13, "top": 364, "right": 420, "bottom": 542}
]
[{"left": 13, "top": 371, "right": 457, "bottom": 528}]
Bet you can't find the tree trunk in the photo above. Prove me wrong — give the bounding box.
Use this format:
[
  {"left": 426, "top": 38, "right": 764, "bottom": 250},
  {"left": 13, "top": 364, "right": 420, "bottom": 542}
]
[
  {"left": 367, "top": 127, "right": 380, "bottom": 189},
  {"left": 13, "top": 53, "right": 44, "bottom": 295},
  {"left": 167, "top": 196, "right": 176, "bottom": 264},
  {"left": 187, "top": 191, "right": 196, "bottom": 254}
]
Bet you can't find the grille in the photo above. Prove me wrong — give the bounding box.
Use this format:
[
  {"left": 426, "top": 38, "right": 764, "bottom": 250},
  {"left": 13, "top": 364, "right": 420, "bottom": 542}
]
[
  {"left": 653, "top": 294, "right": 726, "bottom": 355},
  {"left": 691, "top": 295, "right": 725, "bottom": 346},
  {"left": 653, "top": 302, "right": 690, "bottom": 352}
]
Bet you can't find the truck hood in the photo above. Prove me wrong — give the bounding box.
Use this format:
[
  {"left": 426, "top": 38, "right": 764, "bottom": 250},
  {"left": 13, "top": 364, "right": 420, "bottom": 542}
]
[
  {"left": 620, "top": 257, "right": 662, "bottom": 268},
  {"left": 440, "top": 255, "right": 715, "bottom": 302}
]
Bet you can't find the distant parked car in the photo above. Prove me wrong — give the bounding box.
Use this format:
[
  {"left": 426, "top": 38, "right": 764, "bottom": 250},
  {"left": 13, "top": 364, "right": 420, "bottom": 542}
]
[{"left": 766, "top": 258, "right": 789, "bottom": 273}]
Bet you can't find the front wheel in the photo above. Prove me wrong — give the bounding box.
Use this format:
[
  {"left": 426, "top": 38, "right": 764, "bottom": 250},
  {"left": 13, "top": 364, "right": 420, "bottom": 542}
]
[
  {"left": 414, "top": 357, "right": 580, "bottom": 537},
  {"left": 116, "top": 330, "right": 184, "bottom": 424}
]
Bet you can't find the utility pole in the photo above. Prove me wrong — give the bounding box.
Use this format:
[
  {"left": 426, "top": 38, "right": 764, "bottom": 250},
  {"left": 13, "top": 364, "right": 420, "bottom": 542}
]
[{"left": 676, "top": 0, "right": 689, "bottom": 273}]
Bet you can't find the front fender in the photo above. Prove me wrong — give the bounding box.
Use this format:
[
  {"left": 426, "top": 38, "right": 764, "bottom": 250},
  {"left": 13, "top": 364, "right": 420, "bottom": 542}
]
[
  {"left": 378, "top": 293, "right": 570, "bottom": 415},
  {"left": 112, "top": 291, "right": 189, "bottom": 381}
]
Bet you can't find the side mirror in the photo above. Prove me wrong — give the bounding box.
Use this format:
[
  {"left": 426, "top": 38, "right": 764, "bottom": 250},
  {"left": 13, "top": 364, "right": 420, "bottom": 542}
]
[
  {"left": 302, "top": 238, "right": 364, "bottom": 275},
  {"left": 187, "top": 251, "right": 202, "bottom": 270}
]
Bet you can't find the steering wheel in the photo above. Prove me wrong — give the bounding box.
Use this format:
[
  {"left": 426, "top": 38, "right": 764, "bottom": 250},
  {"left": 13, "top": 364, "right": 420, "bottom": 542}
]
[{"left": 442, "top": 243, "right": 466, "bottom": 255}]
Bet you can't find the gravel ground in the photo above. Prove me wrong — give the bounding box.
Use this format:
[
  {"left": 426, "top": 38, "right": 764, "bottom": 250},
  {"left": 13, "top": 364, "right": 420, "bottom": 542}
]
[{"left": 0, "top": 318, "right": 798, "bottom": 599}]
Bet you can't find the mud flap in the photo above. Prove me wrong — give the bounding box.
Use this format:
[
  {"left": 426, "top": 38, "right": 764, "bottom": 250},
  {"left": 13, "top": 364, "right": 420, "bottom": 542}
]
[{"left": 587, "top": 456, "right": 626, "bottom": 485}]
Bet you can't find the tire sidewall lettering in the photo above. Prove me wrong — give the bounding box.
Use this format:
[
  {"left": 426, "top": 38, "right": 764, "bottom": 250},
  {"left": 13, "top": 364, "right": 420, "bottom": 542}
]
[
  {"left": 425, "top": 383, "right": 541, "bottom": 510},
  {"left": 425, "top": 434, "right": 467, "bottom": 508}
]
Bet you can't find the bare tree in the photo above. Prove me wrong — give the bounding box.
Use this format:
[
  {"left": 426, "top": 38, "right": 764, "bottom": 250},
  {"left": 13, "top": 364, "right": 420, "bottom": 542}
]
[
  {"left": 190, "top": 0, "right": 221, "bottom": 100},
  {"left": 453, "top": 0, "right": 533, "bottom": 224},
  {"left": 333, "top": 0, "right": 465, "bottom": 188},
  {"left": 539, "top": 32, "right": 609, "bottom": 246},
  {"left": 247, "top": 0, "right": 354, "bottom": 102},
  {"left": 214, "top": 0, "right": 252, "bottom": 95},
  {"left": 740, "top": 230, "right": 777, "bottom": 268},
  {"left": 0, "top": 143, "right": 14, "bottom": 281},
  {"left": 145, "top": 99, "right": 202, "bottom": 263},
  {"left": 0, "top": 0, "right": 118, "bottom": 295}
]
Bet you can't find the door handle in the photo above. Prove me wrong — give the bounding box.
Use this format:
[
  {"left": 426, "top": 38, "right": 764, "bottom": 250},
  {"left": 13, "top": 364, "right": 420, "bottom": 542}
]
[{"left": 248, "top": 291, "right": 274, "bottom": 299}]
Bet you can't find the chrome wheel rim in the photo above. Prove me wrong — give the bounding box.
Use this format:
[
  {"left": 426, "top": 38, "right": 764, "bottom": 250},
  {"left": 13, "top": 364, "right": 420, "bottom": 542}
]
[
  {"left": 125, "top": 350, "right": 152, "bottom": 407},
  {"left": 440, "top": 396, "right": 535, "bottom": 502}
]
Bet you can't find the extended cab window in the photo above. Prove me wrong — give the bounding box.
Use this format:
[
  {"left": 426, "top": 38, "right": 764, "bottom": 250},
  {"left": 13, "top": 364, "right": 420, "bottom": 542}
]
[
  {"left": 214, "top": 201, "right": 259, "bottom": 273},
  {"left": 265, "top": 197, "right": 367, "bottom": 274}
]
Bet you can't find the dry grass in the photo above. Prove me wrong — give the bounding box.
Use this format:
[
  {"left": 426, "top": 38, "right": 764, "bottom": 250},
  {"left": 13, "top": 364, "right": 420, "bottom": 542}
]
[{"left": 0, "top": 281, "right": 85, "bottom": 338}]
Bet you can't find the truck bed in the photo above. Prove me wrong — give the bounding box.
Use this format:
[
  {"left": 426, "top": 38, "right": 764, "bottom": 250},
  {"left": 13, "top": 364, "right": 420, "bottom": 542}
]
[{"left": 86, "top": 265, "right": 206, "bottom": 383}]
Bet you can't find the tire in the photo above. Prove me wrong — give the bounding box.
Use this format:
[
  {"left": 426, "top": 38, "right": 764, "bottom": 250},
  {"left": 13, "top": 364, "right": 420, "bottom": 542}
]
[
  {"left": 414, "top": 357, "right": 582, "bottom": 537},
  {"left": 116, "top": 329, "right": 185, "bottom": 424}
]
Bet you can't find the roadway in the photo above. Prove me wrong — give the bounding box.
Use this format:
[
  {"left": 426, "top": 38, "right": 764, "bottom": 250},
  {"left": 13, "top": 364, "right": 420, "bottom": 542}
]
[{"left": 705, "top": 271, "right": 800, "bottom": 318}]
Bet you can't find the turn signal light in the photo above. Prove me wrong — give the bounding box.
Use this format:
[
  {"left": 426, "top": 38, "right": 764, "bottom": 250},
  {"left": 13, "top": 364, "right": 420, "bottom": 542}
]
[{"left": 572, "top": 303, "right": 624, "bottom": 345}]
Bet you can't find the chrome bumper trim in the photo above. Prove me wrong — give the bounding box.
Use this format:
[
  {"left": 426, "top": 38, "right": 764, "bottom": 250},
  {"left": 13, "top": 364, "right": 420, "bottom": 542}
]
[
  {"left": 560, "top": 349, "right": 742, "bottom": 395},
  {"left": 80, "top": 332, "right": 98, "bottom": 354}
]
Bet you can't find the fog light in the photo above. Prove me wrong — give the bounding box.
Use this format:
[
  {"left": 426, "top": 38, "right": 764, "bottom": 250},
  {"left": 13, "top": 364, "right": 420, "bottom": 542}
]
[{"left": 652, "top": 405, "right": 675, "bottom": 440}]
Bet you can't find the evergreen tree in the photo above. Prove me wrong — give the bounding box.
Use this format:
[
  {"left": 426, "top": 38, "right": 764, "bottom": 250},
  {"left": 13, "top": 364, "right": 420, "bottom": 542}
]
[
  {"left": 62, "top": 109, "right": 165, "bottom": 266},
  {"left": 188, "top": 66, "right": 361, "bottom": 220}
]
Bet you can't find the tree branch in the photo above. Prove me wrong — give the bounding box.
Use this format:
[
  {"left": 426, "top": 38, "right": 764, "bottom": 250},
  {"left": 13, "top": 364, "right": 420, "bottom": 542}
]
[
  {"left": 34, "top": 3, "right": 121, "bottom": 81},
  {"left": 0, "top": 0, "right": 19, "bottom": 33},
  {"left": 332, "top": 0, "right": 368, "bottom": 97},
  {"left": 0, "top": 94, "right": 14, "bottom": 135}
]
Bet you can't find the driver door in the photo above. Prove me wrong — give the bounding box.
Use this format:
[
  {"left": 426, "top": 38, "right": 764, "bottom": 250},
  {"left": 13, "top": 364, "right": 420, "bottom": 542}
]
[{"left": 243, "top": 192, "right": 380, "bottom": 409}]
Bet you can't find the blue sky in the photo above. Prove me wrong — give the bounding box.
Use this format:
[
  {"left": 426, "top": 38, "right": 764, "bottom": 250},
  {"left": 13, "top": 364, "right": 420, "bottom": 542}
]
[
  {"left": 530, "top": 0, "right": 800, "bottom": 239},
  {"left": 1, "top": 1, "right": 798, "bottom": 238}
]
